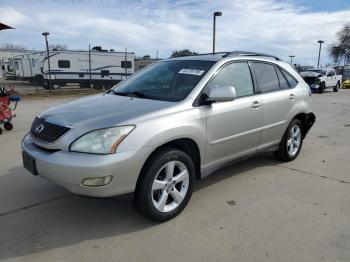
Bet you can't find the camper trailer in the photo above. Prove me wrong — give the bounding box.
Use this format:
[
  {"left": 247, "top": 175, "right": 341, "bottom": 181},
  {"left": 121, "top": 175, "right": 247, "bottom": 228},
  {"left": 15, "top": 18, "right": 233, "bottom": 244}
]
[
  {"left": 0, "top": 49, "right": 33, "bottom": 80},
  {"left": 41, "top": 48, "right": 135, "bottom": 89},
  {"left": 0, "top": 58, "right": 15, "bottom": 79},
  {"left": 12, "top": 52, "right": 45, "bottom": 83}
]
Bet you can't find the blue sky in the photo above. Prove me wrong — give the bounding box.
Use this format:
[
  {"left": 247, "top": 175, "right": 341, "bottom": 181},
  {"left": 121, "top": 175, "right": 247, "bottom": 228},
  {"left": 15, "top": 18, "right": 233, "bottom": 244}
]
[{"left": 0, "top": 0, "right": 349, "bottom": 65}]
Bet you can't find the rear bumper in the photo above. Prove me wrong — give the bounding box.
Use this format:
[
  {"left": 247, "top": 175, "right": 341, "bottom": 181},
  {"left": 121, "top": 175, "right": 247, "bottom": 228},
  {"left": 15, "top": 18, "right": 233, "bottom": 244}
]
[{"left": 304, "top": 113, "right": 316, "bottom": 137}]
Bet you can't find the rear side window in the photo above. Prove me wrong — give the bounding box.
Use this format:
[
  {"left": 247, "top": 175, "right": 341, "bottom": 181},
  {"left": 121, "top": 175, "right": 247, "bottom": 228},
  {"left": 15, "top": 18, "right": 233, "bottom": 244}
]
[
  {"left": 282, "top": 69, "right": 298, "bottom": 88},
  {"left": 251, "top": 62, "right": 280, "bottom": 93},
  {"left": 209, "top": 62, "right": 254, "bottom": 98},
  {"left": 58, "top": 60, "right": 70, "bottom": 68},
  {"left": 276, "top": 67, "right": 289, "bottom": 89}
]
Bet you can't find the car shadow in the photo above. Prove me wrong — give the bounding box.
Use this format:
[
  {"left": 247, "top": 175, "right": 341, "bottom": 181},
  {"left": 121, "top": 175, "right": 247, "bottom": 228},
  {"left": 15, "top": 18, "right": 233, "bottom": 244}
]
[
  {"left": 195, "top": 152, "right": 278, "bottom": 191},
  {"left": 0, "top": 152, "right": 279, "bottom": 260}
]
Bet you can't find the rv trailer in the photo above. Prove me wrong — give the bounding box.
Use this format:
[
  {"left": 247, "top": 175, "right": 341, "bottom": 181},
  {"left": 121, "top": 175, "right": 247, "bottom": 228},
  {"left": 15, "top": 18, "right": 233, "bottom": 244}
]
[
  {"left": 12, "top": 52, "right": 45, "bottom": 83},
  {"left": 0, "top": 49, "right": 33, "bottom": 80},
  {"left": 41, "top": 48, "right": 135, "bottom": 89}
]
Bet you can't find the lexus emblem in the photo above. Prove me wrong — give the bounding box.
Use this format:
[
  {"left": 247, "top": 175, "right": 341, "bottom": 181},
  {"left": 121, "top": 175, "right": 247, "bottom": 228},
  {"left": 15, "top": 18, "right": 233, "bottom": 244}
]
[{"left": 35, "top": 124, "right": 45, "bottom": 134}]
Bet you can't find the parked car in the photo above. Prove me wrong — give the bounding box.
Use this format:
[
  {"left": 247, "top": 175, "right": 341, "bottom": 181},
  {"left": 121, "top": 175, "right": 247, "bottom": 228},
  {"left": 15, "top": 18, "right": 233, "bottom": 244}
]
[
  {"left": 22, "top": 51, "right": 316, "bottom": 221},
  {"left": 300, "top": 68, "right": 342, "bottom": 93},
  {"left": 342, "top": 69, "right": 350, "bottom": 89}
]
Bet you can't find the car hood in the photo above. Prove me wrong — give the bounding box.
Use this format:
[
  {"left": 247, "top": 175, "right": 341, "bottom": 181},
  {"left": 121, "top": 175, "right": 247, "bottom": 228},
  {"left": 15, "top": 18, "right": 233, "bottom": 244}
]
[
  {"left": 300, "top": 71, "right": 322, "bottom": 78},
  {"left": 39, "top": 93, "right": 177, "bottom": 130}
]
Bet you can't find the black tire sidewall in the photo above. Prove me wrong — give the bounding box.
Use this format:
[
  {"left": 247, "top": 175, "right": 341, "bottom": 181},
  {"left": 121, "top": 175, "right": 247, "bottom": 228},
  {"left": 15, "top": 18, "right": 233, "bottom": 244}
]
[
  {"left": 4, "top": 122, "right": 13, "bottom": 131},
  {"left": 319, "top": 82, "right": 324, "bottom": 93},
  {"left": 135, "top": 149, "right": 195, "bottom": 222},
  {"left": 282, "top": 119, "right": 303, "bottom": 161}
]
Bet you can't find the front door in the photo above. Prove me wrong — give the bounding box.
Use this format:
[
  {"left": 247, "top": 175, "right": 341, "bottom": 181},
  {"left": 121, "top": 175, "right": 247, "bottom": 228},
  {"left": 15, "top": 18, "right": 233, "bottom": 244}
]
[{"left": 204, "top": 61, "right": 262, "bottom": 168}]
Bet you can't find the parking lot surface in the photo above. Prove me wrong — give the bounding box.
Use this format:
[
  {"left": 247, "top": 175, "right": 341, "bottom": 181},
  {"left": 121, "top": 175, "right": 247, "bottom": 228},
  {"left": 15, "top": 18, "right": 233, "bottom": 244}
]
[{"left": 0, "top": 90, "right": 350, "bottom": 262}]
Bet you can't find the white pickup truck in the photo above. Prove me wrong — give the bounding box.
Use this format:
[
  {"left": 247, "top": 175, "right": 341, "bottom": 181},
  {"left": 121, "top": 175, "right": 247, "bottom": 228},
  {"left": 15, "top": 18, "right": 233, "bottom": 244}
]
[{"left": 300, "top": 68, "right": 342, "bottom": 93}]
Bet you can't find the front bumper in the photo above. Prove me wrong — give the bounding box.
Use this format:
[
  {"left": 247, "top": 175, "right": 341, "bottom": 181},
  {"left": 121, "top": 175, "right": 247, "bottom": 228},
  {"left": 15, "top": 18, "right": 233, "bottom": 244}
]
[
  {"left": 21, "top": 134, "right": 149, "bottom": 197},
  {"left": 309, "top": 83, "right": 320, "bottom": 91}
]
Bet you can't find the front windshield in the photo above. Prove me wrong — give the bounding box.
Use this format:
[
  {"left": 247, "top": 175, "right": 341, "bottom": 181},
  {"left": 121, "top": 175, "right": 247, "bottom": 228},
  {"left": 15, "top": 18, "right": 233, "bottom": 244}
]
[
  {"left": 343, "top": 70, "right": 350, "bottom": 77},
  {"left": 308, "top": 69, "right": 326, "bottom": 75},
  {"left": 112, "top": 60, "right": 215, "bottom": 102}
]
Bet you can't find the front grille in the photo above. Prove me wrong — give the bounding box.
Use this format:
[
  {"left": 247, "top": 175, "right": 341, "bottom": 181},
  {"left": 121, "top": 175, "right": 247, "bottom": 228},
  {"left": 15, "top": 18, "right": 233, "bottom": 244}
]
[{"left": 30, "top": 117, "right": 72, "bottom": 143}]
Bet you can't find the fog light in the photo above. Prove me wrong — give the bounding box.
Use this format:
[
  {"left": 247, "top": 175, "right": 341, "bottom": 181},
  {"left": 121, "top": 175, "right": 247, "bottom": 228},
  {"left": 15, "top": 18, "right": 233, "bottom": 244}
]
[{"left": 82, "top": 175, "right": 113, "bottom": 187}]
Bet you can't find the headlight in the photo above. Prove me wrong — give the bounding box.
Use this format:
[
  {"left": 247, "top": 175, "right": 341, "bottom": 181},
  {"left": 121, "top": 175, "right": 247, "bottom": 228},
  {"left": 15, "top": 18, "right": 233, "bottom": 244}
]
[{"left": 70, "top": 126, "right": 135, "bottom": 154}]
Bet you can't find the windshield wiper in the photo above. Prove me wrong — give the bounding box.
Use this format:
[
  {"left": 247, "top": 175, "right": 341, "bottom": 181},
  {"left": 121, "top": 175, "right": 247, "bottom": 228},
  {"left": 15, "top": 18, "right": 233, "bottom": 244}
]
[
  {"left": 128, "top": 91, "right": 151, "bottom": 98},
  {"left": 112, "top": 90, "right": 152, "bottom": 99},
  {"left": 112, "top": 90, "right": 129, "bottom": 96}
]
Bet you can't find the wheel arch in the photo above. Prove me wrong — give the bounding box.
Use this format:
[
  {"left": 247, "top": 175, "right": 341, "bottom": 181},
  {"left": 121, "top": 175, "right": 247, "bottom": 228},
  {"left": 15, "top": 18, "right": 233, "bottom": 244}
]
[{"left": 137, "top": 138, "right": 202, "bottom": 186}]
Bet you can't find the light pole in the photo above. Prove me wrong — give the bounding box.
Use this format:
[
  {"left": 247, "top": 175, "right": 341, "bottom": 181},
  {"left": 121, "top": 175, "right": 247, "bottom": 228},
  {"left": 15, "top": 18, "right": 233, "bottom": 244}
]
[
  {"left": 289, "top": 55, "right": 295, "bottom": 65},
  {"left": 317, "top": 40, "right": 324, "bottom": 68},
  {"left": 213, "top": 11, "right": 222, "bottom": 54},
  {"left": 42, "top": 32, "right": 52, "bottom": 90}
]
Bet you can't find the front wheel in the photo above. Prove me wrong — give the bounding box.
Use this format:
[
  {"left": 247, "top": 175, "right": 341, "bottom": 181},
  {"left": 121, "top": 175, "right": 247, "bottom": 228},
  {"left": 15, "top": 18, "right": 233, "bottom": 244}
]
[
  {"left": 134, "top": 148, "right": 195, "bottom": 222},
  {"left": 319, "top": 82, "right": 325, "bottom": 94},
  {"left": 333, "top": 81, "right": 340, "bottom": 92},
  {"left": 274, "top": 119, "right": 303, "bottom": 162}
]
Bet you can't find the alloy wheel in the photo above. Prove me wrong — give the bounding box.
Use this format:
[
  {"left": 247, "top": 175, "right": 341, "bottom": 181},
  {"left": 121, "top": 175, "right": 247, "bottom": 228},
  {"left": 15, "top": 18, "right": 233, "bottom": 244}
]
[
  {"left": 287, "top": 125, "right": 301, "bottom": 157},
  {"left": 151, "top": 160, "right": 189, "bottom": 212}
]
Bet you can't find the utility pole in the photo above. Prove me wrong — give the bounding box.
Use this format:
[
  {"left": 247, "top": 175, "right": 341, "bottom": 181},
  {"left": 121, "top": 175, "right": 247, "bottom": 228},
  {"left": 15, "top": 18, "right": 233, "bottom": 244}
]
[
  {"left": 124, "top": 48, "right": 127, "bottom": 80},
  {"left": 317, "top": 40, "right": 324, "bottom": 68},
  {"left": 212, "top": 11, "right": 222, "bottom": 54},
  {"left": 88, "top": 44, "right": 92, "bottom": 89},
  {"left": 42, "top": 32, "right": 52, "bottom": 90}
]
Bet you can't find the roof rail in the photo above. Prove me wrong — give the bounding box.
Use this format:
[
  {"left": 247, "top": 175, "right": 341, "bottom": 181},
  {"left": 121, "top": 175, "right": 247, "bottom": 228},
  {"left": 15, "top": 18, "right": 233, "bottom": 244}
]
[{"left": 222, "top": 51, "right": 281, "bottom": 61}]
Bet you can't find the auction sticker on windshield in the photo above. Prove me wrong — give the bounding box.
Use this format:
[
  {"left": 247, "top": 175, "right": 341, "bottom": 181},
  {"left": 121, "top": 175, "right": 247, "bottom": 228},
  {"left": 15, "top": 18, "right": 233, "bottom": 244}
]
[{"left": 179, "top": 69, "right": 205, "bottom": 76}]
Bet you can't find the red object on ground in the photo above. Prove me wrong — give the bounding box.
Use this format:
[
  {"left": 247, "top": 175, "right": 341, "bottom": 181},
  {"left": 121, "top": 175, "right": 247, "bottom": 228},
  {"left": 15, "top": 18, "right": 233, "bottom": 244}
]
[
  {"left": 0, "top": 86, "right": 20, "bottom": 134},
  {"left": 0, "top": 23, "right": 14, "bottom": 31}
]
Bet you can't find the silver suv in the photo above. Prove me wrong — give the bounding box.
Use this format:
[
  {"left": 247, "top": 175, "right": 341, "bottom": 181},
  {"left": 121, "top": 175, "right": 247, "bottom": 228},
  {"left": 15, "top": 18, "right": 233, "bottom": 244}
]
[{"left": 22, "top": 51, "right": 315, "bottom": 221}]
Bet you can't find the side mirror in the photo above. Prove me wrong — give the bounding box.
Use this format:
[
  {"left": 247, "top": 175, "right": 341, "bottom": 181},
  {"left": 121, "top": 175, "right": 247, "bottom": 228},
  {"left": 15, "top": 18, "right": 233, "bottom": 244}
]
[{"left": 209, "top": 86, "right": 237, "bottom": 103}]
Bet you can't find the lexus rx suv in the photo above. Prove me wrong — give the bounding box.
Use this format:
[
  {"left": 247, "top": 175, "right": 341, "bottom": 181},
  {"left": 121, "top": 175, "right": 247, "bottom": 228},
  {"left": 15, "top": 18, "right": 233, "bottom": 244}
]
[{"left": 22, "top": 51, "right": 315, "bottom": 221}]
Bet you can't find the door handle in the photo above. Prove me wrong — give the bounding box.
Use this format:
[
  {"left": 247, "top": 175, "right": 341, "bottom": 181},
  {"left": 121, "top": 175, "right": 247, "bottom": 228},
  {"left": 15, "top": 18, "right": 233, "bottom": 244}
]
[
  {"left": 251, "top": 101, "right": 261, "bottom": 108},
  {"left": 289, "top": 94, "right": 295, "bottom": 100}
]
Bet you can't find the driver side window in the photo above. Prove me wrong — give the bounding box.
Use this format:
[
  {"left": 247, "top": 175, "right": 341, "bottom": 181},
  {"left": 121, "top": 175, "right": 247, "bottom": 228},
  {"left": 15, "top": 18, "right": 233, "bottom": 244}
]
[{"left": 209, "top": 62, "right": 254, "bottom": 97}]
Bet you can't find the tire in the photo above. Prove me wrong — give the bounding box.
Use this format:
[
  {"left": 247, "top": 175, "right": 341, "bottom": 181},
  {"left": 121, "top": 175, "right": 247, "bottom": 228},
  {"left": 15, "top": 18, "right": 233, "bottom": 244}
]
[
  {"left": 134, "top": 148, "right": 195, "bottom": 222},
  {"left": 274, "top": 119, "right": 303, "bottom": 162},
  {"left": 0, "top": 128, "right": 2, "bottom": 135},
  {"left": 318, "top": 82, "right": 325, "bottom": 94},
  {"left": 333, "top": 81, "right": 340, "bottom": 92},
  {"left": 4, "top": 122, "right": 13, "bottom": 131}
]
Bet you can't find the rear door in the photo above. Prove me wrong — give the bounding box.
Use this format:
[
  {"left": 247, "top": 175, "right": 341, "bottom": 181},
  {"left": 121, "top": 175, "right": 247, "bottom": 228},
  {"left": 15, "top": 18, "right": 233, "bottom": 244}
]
[
  {"left": 205, "top": 61, "right": 262, "bottom": 167},
  {"left": 250, "top": 62, "right": 297, "bottom": 151}
]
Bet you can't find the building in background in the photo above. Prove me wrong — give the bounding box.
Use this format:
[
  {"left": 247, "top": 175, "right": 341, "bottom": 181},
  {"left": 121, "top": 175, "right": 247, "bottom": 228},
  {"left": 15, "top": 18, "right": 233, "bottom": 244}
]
[{"left": 135, "top": 55, "right": 160, "bottom": 71}]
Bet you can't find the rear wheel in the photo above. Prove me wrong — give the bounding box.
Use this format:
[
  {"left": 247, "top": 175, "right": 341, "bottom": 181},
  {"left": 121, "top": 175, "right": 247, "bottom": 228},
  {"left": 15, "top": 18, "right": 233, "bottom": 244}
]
[
  {"left": 134, "top": 148, "right": 195, "bottom": 222},
  {"left": 333, "top": 81, "right": 340, "bottom": 92},
  {"left": 0, "top": 128, "right": 2, "bottom": 135},
  {"left": 274, "top": 119, "right": 303, "bottom": 162}
]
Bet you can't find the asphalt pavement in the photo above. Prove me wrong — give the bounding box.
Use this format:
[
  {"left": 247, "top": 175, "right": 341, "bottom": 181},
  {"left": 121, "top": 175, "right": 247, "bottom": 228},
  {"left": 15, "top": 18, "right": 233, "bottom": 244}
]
[{"left": 0, "top": 89, "right": 350, "bottom": 262}]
